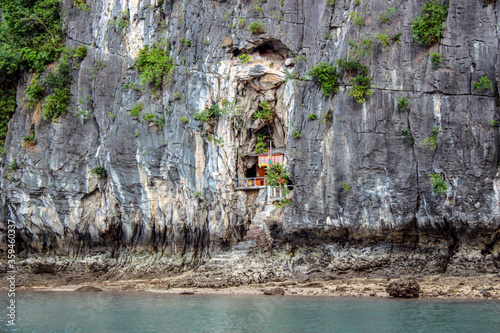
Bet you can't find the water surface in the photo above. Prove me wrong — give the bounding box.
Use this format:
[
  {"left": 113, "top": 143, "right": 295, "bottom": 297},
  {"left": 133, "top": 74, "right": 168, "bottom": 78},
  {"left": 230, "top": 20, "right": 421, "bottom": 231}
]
[{"left": 1, "top": 292, "right": 499, "bottom": 332}]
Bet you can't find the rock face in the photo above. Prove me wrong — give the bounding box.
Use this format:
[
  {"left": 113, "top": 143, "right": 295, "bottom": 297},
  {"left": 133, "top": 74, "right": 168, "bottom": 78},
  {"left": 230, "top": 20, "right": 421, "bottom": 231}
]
[
  {"left": 264, "top": 287, "right": 285, "bottom": 296},
  {"left": 0, "top": 0, "right": 499, "bottom": 276},
  {"left": 386, "top": 280, "right": 421, "bottom": 298}
]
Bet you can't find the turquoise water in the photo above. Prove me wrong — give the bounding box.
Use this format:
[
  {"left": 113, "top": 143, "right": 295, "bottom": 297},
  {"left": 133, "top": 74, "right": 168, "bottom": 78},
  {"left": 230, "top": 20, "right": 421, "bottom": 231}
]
[{"left": 1, "top": 292, "right": 499, "bottom": 332}]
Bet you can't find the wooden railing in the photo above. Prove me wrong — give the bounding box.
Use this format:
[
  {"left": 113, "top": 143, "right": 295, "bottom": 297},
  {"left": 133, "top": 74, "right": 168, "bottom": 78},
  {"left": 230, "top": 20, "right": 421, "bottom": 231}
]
[
  {"left": 267, "top": 185, "right": 293, "bottom": 199},
  {"left": 236, "top": 177, "right": 266, "bottom": 188}
]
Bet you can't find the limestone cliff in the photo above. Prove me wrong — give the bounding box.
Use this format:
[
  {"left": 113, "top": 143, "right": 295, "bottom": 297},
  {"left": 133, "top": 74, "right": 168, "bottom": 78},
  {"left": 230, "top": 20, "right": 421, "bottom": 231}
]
[{"left": 1, "top": 0, "right": 499, "bottom": 278}]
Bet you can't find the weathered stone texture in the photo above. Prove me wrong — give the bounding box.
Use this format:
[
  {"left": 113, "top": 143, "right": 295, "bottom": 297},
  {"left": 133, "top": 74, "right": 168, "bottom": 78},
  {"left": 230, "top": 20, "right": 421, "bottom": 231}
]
[{"left": 0, "top": 0, "right": 499, "bottom": 274}]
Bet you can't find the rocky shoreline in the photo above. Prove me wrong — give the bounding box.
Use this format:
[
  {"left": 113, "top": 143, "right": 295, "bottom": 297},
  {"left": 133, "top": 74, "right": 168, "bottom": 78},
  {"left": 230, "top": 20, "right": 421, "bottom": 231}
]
[{"left": 3, "top": 275, "right": 499, "bottom": 301}]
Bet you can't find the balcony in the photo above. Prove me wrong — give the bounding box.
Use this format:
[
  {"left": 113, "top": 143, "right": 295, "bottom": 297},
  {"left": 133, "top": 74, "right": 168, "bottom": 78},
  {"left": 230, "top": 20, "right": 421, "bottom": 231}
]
[{"left": 235, "top": 177, "right": 267, "bottom": 190}]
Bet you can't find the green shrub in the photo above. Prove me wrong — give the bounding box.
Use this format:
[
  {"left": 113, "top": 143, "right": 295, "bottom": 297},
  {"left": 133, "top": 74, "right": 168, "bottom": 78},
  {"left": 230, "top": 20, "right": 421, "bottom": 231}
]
[
  {"left": 136, "top": 44, "right": 173, "bottom": 88},
  {"left": 423, "top": 126, "right": 440, "bottom": 151},
  {"left": 265, "top": 163, "right": 289, "bottom": 187},
  {"left": 91, "top": 167, "right": 107, "bottom": 177},
  {"left": 254, "top": 101, "right": 272, "bottom": 120},
  {"left": 0, "top": 0, "right": 64, "bottom": 140},
  {"left": 143, "top": 113, "right": 165, "bottom": 127},
  {"left": 180, "top": 117, "right": 189, "bottom": 123},
  {"left": 248, "top": 21, "right": 265, "bottom": 34},
  {"left": 255, "top": 134, "right": 268, "bottom": 153},
  {"left": 74, "top": 45, "right": 87, "bottom": 60},
  {"left": 237, "top": 54, "right": 251, "bottom": 63},
  {"left": 74, "top": 0, "right": 90, "bottom": 11},
  {"left": 89, "top": 60, "right": 106, "bottom": 79},
  {"left": 194, "top": 103, "right": 222, "bottom": 121},
  {"left": 401, "top": 129, "right": 415, "bottom": 144},
  {"left": 411, "top": 1, "right": 449, "bottom": 45},
  {"left": 336, "top": 58, "right": 369, "bottom": 75},
  {"left": 42, "top": 88, "right": 71, "bottom": 121},
  {"left": 308, "top": 113, "right": 318, "bottom": 120},
  {"left": 25, "top": 74, "right": 45, "bottom": 109},
  {"left": 310, "top": 63, "right": 339, "bottom": 96},
  {"left": 349, "top": 12, "right": 363, "bottom": 26},
  {"left": 45, "top": 61, "right": 72, "bottom": 90},
  {"left": 430, "top": 52, "right": 442, "bottom": 67},
  {"left": 110, "top": 9, "right": 130, "bottom": 34},
  {"left": 292, "top": 130, "right": 302, "bottom": 139},
  {"left": 340, "top": 182, "right": 351, "bottom": 192},
  {"left": 0, "top": 89, "right": 16, "bottom": 143},
  {"left": 143, "top": 113, "right": 156, "bottom": 122},
  {"left": 490, "top": 118, "right": 499, "bottom": 127},
  {"left": 23, "top": 129, "right": 37, "bottom": 146},
  {"left": 473, "top": 76, "right": 493, "bottom": 91},
  {"left": 375, "top": 33, "right": 391, "bottom": 46},
  {"left": 169, "top": 92, "right": 184, "bottom": 101},
  {"left": 350, "top": 75, "right": 372, "bottom": 104},
  {"left": 327, "top": 0, "right": 335, "bottom": 5},
  {"left": 391, "top": 32, "right": 402, "bottom": 43},
  {"left": 180, "top": 37, "right": 191, "bottom": 47},
  {"left": 429, "top": 173, "right": 447, "bottom": 195},
  {"left": 377, "top": 7, "right": 397, "bottom": 23},
  {"left": 348, "top": 38, "right": 374, "bottom": 60},
  {"left": 397, "top": 96, "right": 410, "bottom": 111},
  {"left": 130, "top": 103, "right": 143, "bottom": 117},
  {"left": 7, "top": 159, "right": 18, "bottom": 171}
]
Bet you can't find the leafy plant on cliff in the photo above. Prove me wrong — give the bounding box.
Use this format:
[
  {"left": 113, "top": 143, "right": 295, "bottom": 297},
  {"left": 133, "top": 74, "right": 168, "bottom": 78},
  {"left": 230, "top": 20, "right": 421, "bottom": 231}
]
[
  {"left": 110, "top": 8, "right": 130, "bottom": 34},
  {"left": 350, "top": 75, "right": 372, "bottom": 104},
  {"left": 292, "top": 130, "right": 302, "bottom": 139},
  {"left": 248, "top": 21, "right": 265, "bottom": 34},
  {"left": 422, "top": 126, "right": 441, "bottom": 151},
  {"left": 348, "top": 38, "right": 374, "bottom": 61},
  {"left": 377, "top": 7, "right": 397, "bottom": 23},
  {"left": 310, "top": 63, "right": 339, "bottom": 96},
  {"left": 351, "top": 79, "right": 371, "bottom": 105},
  {"left": 375, "top": 33, "right": 391, "bottom": 47},
  {"left": 25, "top": 74, "right": 45, "bottom": 109},
  {"left": 308, "top": 113, "right": 318, "bottom": 120},
  {"left": 73, "top": 45, "right": 88, "bottom": 61},
  {"left": 397, "top": 96, "right": 410, "bottom": 111},
  {"left": 237, "top": 54, "right": 251, "bottom": 64},
  {"left": 194, "top": 103, "right": 222, "bottom": 122},
  {"left": 22, "top": 129, "right": 38, "bottom": 147},
  {"left": 130, "top": 103, "right": 143, "bottom": 117},
  {"left": 429, "top": 173, "right": 447, "bottom": 196},
  {"left": 255, "top": 134, "right": 268, "bottom": 153},
  {"left": 473, "top": 76, "right": 493, "bottom": 92},
  {"left": 42, "top": 88, "right": 70, "bottom": 121},
  {"left": 410, "top": 1, "right": 449, "bottom": 45},
  {"left": 401, "top": 129, "right": 415, "bottom": 144},
  {"left": 91, "top": 167, "right": 107, "bottom": 178},
  {"left": 7, "top": 159, "right": 18, "bottom": 171},
  {"left": 336, "top": 59, "right": 369, "bottom": 75},
  {"left": 265, "top": 163, "right": 289, "bottom": 188},
  {"left": 340, "top": 182, "right": 351, "bottom": 192},
  {"left": 180, "top": 37, "right": 191, "bottom": 47},
  {"left": 136, "top": 44, "right": 173, "bottom": 89},
  {"left": 349, "top": 12, "right": 363, "bottom": 26},
  {"left": 74, "top": 0, "right": 90, "bottom": 11},
  {"left": 336, "top": 58, "right": 371, "bottom": 104},
  {"left": 0, "top": 0, "right": 64, "bottom": 143},
  {"left": 254, "top": 101, "right": 272, "bottom": 121},
  {"left": 430, "top": 52, "right": 442, "bottom": 67}
]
